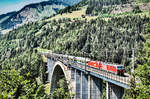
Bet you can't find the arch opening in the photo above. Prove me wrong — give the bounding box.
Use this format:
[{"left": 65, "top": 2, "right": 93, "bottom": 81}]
[{"left": 50, "top": 65, "right": 68, "bottom": 93}]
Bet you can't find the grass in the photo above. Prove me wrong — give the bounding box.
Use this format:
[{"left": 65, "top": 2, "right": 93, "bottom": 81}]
[{"left": 46, "top": 6, "right": 98, "bottom": 21}]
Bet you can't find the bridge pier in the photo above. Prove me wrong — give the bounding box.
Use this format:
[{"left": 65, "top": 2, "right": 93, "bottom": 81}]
[
  {"left": 106, "top": 82, "right": 124, "bottom": 99},
  {"left": 47, "top": 58, "right": 55, "bottom": 83},
  {"left": 75, "top": 71, "right": 103, "bottom": 99},
  {"left": 81, "top": 72, "right": 88, "bottom": 99},
  {"left": 76, "top": 70, "right": 81, "bottom": 99},
  {"left": 75, "top": 71, "right": 89, "bottom": 99},
  {"left": 90, "top": 76, "right": 103, "bottom": 99},
  {"left": 88, "top": 75, "right": 91, "bottom": 99},
  {"left": 70, "top": 68, "right": 76, "bottom": 95}
]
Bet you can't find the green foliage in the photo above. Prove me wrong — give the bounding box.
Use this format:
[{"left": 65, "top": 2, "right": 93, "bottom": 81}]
[
  {"left": 98, "top": 12, "right": 134, "bottom": 18},
  {"left": 134, "top": 42, "right": 150, "bottom": 98},
  {"left": 86, "top": 0, "right": 128, "bottom": 15},
  {"left": 124, "top": 17, "right": 150, "bottom": 99},
  {"left": 0, "top": 69, "right": 46, "bottom": 98},
  {"left": 50, "top": 78, "right": 73, "bottom": 99},
  {"left": 0, "top": 49, "right": 47, "bottom": 98},
  {"left": 0, "top": 14, "right": 149, "bottom": 68},
  {"left": 136, "top": 0, "right": 150, "bottom": 3},
  {"left": 133, "top": 6, "right": 142, "bottom": 14}
]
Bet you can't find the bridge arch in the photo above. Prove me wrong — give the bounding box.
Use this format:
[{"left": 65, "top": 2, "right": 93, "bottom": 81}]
[{"left": 50, "top": 61, "right": 71, "bottom": 93}]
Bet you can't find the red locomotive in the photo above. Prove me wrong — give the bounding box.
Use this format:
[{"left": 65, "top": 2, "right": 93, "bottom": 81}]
[{"left": 88, "top": 61, "right": 125, "bottom": 75}]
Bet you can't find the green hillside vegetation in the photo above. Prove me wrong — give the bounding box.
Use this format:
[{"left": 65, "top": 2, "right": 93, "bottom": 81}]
[
  {"left": 124, "top": 21, "right": 150, "bottom": 99},
  {"left": 58, "top": 0, "right": 88, "bottom": 14},
  {"left": 0, "top": 12, "right": 149, "bottom": 70},
  {"left": 136, "top": 0, "right": 150, "bottom": 3},
  {"left": 0, "top": 0, "right": 150, "bottom": 98}
]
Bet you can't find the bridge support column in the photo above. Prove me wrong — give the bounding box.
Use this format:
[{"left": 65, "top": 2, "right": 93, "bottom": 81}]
[
  {"left": 47, "top": 58, "right": 55, "bottom": 82},
  {"left": 88, "top": 75, "right": 91, "bottom": 99},
  {"left": 75, "top": 71, "right": 89, "bottom": 99},
  {"left": 90, "top": 76, "right": 103, "bottom": 99},
  {"left": 76, "top": 70, "right": 81, "bottom": 99},
  {"left": 70, "top": 68, "right": 76, "bottom": 97},
  {"left": 106, "top": 82, "right": 124, "bottom": 99},
  {"left": 81, "top": 72, "right": 88, "bottom": 99}
]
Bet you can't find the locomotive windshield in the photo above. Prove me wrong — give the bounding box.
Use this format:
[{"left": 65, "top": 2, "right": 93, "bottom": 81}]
[{"left": 117, "top": 66, "right": 124, "bottom": 70}]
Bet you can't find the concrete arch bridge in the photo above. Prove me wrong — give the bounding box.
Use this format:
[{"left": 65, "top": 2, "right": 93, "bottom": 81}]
[{"left": 41, "top": 52, "right": 131, "bottom": 99}]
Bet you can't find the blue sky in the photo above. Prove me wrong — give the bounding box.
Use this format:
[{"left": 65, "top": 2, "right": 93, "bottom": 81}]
[{"left": 0, "top": 0, "right": 48, "bottom": 15}]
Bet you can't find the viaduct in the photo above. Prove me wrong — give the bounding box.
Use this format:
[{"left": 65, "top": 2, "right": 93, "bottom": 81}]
[{"left": 41, "top": 52, "right": 131, "bottom": 99}]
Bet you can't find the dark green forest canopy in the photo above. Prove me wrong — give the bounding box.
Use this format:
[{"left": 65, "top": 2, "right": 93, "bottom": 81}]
[
  {"left": 0, "top": 50, "right": 46, "bottom": 98},
  {"left": 124, "top": 19, "right": 150, "bottom": 99},
  {"left": 86, "top": 0, "right": 129, "bottom": 15}
]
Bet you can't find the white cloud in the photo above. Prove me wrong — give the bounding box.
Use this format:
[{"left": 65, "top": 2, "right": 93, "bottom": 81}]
[{"left": 0, "top": 0, "right": 48, "bottom": 15}]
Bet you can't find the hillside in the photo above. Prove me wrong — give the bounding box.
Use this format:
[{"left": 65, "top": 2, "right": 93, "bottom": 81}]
[
  {"left": 0, "top": 11, "right": 16, "bottom": 23},
  {"left": 0, "top": 0, "right": 150, "bottom": 98},
  {"left": 0, "top": 0, "right": 82, "bottom": 34},
  {"left": 1, "top": 8, "right": 150, "bottom": 68}
]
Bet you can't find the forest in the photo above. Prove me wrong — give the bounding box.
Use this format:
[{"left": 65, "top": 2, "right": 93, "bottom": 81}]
[
  {"left": 0, "top": 0, "right": 150, "bottom": 98},
  {"left": 1, "top": 15, "right": 148, "bottom": 66}
]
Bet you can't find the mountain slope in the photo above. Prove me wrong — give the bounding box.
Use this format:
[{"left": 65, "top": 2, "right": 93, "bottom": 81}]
[
  {"left": 0, "top": 0, "right": 82, "bottom": 34},
  {"left": 0, "top": 11, "right": 16, "bottom": 23},
  {"left": 50, "top": 0, "right": 82, "bottom": 5},
  {"left": 0, "top": 12, "right": 16, "bottom": 32}
]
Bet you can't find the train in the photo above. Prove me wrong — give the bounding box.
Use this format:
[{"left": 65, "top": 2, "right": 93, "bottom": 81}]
[
  {"left": 68, "top": 55, "right": 125, "bottom": 76},
  {"left": 43, "top": 52, "right": 125, "bottom": 76}
]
